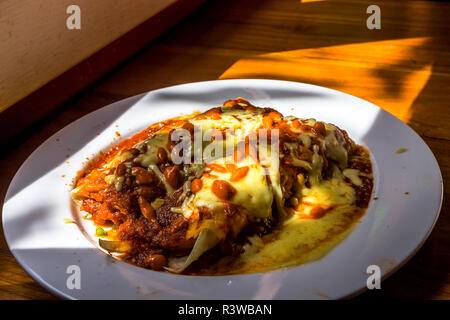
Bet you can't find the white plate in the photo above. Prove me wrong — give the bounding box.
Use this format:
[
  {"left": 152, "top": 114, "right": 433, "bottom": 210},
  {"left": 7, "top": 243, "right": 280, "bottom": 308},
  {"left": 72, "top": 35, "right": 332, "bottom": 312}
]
[{"left": 3, "top": 80, "right": 443, "bottom": 300}]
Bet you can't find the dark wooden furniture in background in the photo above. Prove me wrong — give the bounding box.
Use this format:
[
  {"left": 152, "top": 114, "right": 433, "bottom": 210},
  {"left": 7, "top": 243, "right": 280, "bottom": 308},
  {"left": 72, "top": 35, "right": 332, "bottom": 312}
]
[{"left": 0, "top": 0, "right": 449, "bottom": 299}]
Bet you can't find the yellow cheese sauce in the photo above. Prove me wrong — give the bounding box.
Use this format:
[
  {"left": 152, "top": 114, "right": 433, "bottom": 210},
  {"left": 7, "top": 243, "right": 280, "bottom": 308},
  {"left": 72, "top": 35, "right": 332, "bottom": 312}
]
[{"left": 188, "top": 179, "right": 366, "bottom": 275}]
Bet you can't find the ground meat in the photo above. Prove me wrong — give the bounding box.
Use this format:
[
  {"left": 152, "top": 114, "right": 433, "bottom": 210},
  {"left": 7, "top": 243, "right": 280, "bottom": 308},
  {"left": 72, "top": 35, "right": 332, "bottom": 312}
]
[
  {"left": 354, "top": 176, "right": 373, "bottom": 208},
  {"left": 348, "top": 146, "right": 373, "bottom": 208},
  {"left": 155, "top": 189, "right": 186, "bottom": 227},
  {"left": 118, "top": 215, "right": 160, "bottom": 242},
  {"left": 101, "top": 187, "right": 136, "bottom": 216},
  {"left": 79, "top": 163, "right": 194, "bottom": 270},
  {"left": 153, "top": 217, "right": 194, "bottom": 251},
  {"left": 80, "top": 197, "right": 125, "bottom": 226}
]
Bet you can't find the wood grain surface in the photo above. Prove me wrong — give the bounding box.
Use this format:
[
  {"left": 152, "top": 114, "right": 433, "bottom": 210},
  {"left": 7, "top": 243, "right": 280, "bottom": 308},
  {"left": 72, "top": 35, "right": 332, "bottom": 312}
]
[{"left": 0, "top": 0, "right": 449, "bottom": 299}]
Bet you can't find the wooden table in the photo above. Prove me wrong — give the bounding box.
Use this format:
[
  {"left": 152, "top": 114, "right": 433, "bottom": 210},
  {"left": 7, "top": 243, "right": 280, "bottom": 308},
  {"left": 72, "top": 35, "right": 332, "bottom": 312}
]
[{"left": 1, "top": 0, "right": 449, "bottom": 299}]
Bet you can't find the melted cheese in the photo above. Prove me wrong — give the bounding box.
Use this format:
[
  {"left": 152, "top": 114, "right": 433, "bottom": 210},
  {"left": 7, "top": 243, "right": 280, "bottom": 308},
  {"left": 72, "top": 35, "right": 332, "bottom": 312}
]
[
  {"left": 134, "top": 134, "right": 170, "bottom": 167},
  {"left": 194, "top": 157, "right": 273, "bottom": 221},
  {"left": 324, "top": 126, "right": 349, "bottom": 168},
  {"left": 191, "top": 107, "right": 265, "bottom": 134},
  {"left": 343, "top": 168, "right": 363, "bottom": 186}
]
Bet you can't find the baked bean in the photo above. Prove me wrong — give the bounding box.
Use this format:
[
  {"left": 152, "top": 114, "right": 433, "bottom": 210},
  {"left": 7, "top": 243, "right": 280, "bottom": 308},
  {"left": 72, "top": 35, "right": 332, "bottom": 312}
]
[
  {"left": 230, "top": 166, "right": 249, "bottom": 182},
  {"left": 299, "top": 124, "right": 312, "bottom": 133},
  {"left": 204, "top": 107, "right": 222, "bottom": 118},
  {"left": 182, "top": 122, "right": 195, "bottom": 138},
  {"left": 223, "top": 99, "right": 235, "bottom": 107},
  {"left": 262, "top": 116, "right": 273, "bottom": 128},
  {"left": 157, "top": 147, "right": 168, "bottom": 164},
  {"left": 292, "top": 119, "right": 301, "bottom": 129},
  {"left": 128, "top": 148, "right": 140, "bottom": 156},
  {"left": 313, "top": 122, "right": 326, "bottom": 137},
  {"left": 132, "top": 167, "right": 153, "bottom": 184},
  {"left": 139, "top": 143, "right": 148, "bottom": 153},
  {"left": 136, "top": 185, "right": 159, "bottom": 201},
  {"left": 163, "top": 165, "right": 182, "bottom": 189},
  {"left": 268, "top": 111, "right": 282, "bottom": 120},
  {"left": 124, "top": 176, "right": 133, "bottom": 187},
  {"left": 202, "top": 108, "right": 222, "bottom": 120},
  {"left": 290, "top": 197, "right": 299, "bottom": 208},
  {"left": 206, "top": 163, "right": 227, "bottom": 173},
  {"left": 191, "top": 178, "right": 203, "bottom": 193},
  {"left": 167, "top": 129, "right": 180, "bottom": 152},
  {"left": 116, "top": 163, "right": 127, "bottom": 176},
  {"left": 309, "top": 206, "right": 328, "bottom": 219},
  {"left": 143, "top": 254, "right": 167, "bottom": 271},
  {"left": 212, "top": 180, "right": 236, "bottom": 201},
  {"left": 225, "top": 163, "right": 237, "bottom": 172},
  {"left": 138, "top": 196, "right": 156, "bottom": 221}
]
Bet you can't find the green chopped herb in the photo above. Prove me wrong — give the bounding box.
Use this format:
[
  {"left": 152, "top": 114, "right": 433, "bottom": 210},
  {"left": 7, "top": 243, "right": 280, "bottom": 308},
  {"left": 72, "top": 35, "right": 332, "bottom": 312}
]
[
  {"left": 394, "top": 148, "right": 408, "bottom": 154},
  {"left": 96, "top": 227, "right": 107, "bottom": 236}
]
